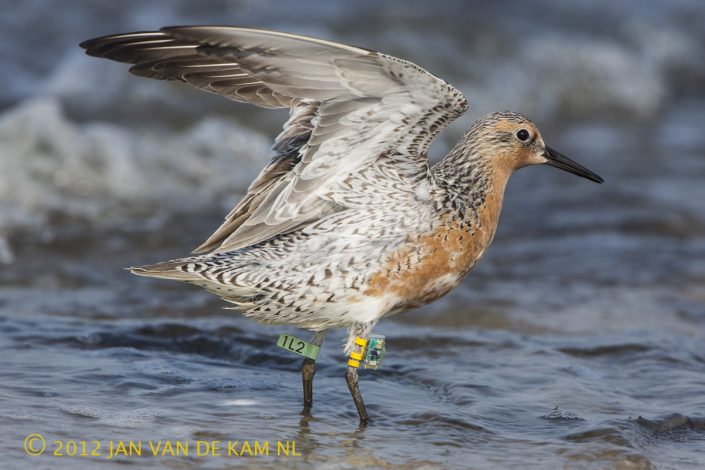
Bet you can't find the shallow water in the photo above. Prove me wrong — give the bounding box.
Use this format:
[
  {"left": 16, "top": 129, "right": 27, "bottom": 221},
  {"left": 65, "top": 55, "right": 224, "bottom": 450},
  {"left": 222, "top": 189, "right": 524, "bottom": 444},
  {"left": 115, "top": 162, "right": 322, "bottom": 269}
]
[{"left": 2, "top": 1, "right": 705, "bottom": 469}]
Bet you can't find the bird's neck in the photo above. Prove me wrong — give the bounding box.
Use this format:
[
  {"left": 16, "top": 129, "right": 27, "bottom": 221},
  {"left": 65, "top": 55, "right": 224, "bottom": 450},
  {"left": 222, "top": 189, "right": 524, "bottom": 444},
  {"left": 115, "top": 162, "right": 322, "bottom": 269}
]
[{"left": 431, "top": 140, "right": 512, "bottom": 232}]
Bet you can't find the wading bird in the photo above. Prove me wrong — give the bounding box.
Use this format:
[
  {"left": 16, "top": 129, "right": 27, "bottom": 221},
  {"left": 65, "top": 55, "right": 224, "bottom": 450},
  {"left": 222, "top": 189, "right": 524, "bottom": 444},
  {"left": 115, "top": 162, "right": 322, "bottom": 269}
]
[{"left": 81, "top": 27, "right": 603, "bottom": 423}]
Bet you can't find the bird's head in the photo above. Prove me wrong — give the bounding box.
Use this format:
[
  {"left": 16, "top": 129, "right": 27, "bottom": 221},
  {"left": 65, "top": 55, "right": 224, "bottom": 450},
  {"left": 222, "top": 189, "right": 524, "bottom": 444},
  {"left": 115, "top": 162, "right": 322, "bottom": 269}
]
[{"left": 469, "top": 111, "right": 604, "bottom": 184}]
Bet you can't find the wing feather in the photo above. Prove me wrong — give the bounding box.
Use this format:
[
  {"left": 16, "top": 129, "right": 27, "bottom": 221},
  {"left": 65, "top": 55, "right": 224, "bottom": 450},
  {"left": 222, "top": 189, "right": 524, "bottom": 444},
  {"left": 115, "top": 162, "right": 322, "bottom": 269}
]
[{"left": 80, "top": 26, "right": 468, "bottom": 253}]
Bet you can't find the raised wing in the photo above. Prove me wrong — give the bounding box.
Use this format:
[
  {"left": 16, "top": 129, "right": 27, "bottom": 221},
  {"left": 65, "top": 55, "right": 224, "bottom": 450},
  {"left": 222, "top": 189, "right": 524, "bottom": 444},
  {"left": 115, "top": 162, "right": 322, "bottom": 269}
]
[{"left": 80, "top": 26, "right": 468, "bottom": 253}]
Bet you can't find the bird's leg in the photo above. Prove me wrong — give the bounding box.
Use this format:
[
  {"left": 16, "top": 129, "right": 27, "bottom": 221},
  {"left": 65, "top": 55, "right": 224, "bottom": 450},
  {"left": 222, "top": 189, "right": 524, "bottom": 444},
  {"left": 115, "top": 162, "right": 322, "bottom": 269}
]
[
  {"left": 345, "top": 322, "right": 377, "bottom": 423},
  {"left": 346, "top": 363, "right": 368, "bottom": 423},
  {"left": 301, "top": 330, "right": 327, "bottom": 416},
  {"left": 301, "top": 358, "right": 315, "bottom": 412}
]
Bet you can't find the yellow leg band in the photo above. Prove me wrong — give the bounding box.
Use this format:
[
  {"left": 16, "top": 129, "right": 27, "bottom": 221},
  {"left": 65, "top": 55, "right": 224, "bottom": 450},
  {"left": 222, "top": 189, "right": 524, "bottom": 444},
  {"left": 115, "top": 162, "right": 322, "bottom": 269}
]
[
  {"left": 350, "top": 351, "right": 364, "bottom": 361},
  {"left": 348, "top": 337, "right": 368, "bottom": 368}
]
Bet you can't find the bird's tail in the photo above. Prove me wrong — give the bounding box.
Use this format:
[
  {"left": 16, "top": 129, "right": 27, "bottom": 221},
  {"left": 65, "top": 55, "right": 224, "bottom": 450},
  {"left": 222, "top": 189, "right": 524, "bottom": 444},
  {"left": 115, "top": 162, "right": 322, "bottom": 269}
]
[
  {"left": 129, "top": 257, "right": 261, "bottom": 310},
  {"left": 129, "top": 258, "right": 202, "bottom": 281}
]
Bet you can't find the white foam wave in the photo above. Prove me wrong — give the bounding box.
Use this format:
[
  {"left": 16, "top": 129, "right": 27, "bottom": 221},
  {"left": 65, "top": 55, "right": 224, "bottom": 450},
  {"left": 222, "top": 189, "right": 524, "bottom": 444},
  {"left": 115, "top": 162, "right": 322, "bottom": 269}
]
[{"left": 0, "top": 97, "right": 269, "bottom": 235}]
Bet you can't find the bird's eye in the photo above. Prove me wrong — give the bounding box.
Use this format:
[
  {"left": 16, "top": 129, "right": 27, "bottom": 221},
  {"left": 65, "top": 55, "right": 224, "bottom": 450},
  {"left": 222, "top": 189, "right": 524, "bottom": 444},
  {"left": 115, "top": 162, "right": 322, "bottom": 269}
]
[{"left": 516, "top": 129, "right": 530, "bottom": 141}]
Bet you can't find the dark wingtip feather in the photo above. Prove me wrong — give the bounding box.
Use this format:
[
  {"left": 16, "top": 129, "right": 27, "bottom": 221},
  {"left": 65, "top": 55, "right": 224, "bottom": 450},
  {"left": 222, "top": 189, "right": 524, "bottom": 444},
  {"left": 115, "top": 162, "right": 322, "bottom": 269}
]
[{"left": 79, "top": 31, "right": 169, "bottom": 56}]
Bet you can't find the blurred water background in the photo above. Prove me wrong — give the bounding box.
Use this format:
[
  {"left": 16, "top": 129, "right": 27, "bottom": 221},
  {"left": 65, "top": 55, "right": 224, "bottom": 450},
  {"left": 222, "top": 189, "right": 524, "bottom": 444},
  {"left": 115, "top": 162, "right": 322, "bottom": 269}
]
[{"left": 1, "top": 1, "right": 705, "bottom": 468}]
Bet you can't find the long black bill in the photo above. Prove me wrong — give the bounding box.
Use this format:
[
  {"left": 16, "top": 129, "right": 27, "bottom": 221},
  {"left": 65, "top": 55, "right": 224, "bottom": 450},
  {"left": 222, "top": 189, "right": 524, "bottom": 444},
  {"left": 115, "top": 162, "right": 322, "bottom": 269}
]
[{"left": 544, "top": 146, "right": 604, "bottom": 183}]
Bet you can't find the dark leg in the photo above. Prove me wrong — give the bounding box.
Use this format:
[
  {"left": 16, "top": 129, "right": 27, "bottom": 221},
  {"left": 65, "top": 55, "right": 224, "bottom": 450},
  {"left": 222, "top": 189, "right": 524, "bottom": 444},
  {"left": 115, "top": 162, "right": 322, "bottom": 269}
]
[
  {"left": 300, "top": 331, "right": 326, "bottom": 416},
  {"left": 345, "top": 365, "right": 369, "bottom": 423},
  {"left": 344, "top": 322, "right": 376, "bottom": 423},
  {"left": 301, "top": 357, "right": 316, "bottom": 415}
]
